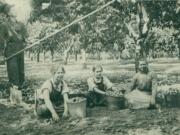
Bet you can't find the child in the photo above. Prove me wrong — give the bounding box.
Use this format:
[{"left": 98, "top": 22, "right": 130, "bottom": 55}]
[
  {"left": 36, "top": 65, "right": 69, "bottom": 121},
  {"left": 87, "top": 65, "right": 113, "bottom": 106}
]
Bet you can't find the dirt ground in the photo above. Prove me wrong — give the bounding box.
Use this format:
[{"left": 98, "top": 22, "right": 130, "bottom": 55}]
[
  {"left": 0, "top": 103, "right": 180, "bottom": 135},
  {"left": 1, "top": 58, "right": 180, "bottom": 135}
]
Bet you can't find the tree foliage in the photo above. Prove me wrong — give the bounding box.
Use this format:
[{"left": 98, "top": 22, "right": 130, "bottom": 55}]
[{"left": 28, "top": 0, "right": 180, "bottom": 59}]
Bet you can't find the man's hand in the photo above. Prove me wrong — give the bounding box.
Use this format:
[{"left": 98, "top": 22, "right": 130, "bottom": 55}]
[
  {"left": 94, "top": 87, "right": 106, "bottom": 95},
  {"left": 52, "top": 112, "right": 60, "bottom": 122}
]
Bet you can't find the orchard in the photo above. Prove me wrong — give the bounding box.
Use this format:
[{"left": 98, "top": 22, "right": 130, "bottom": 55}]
[{"left": 0, "top": 0, "right": 180, "bottom": 135}]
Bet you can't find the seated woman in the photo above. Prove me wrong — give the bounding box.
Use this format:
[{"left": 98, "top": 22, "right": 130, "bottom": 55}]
[
  {"left": 125, "top": 60, "right": 157, "bottom": 109},
  {"left": 35, "top": 65, "right": 69, "bottom": 121},
  {"left": 87, "top": 65, "right": 114, "bottom": 107}
]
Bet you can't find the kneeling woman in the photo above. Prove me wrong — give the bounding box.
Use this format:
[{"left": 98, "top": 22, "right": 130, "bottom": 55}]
[
  {"left": 125, "top": 60, "right": 157, "bottom": 109},
  {"left": 35, "top": 66, "right": 69, "bottom": 121}
]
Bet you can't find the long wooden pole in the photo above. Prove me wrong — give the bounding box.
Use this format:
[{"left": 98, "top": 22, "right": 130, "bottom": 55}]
[{"left": 5, "top": 0, "right": 115, "bottom": 61}]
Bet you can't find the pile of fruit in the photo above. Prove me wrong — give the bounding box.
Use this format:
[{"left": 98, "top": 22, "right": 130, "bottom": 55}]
[
  {"left": 21, "top": 79, "right": 44, "bottom": 104},
  {"left": 106, "top": 83, "right": 130, "bottom": 97},
  {"left": 0, "top": 81, "right": 11, "bottom": 98},
  {"left": 157, "top": 79, "right": 178, "bottom": 86},
  {"left": 157, "top": 84, "right": 180, "bottom": 96},
  {"left": 106, "top": 90, "right": 123, "bottom": 97},
  {"left": 156, "top": 84, "right": 180, "bottom": 107},
  {"left": 68, "top": 79, "right": 88, "bottom": 94}
]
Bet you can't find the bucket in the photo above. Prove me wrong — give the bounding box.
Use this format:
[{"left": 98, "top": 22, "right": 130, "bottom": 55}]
[
  {"left": 106, "top": 95, "right": 125, "bottom": 110},
  {"left": 67, "top": 97, "right": 87, "bottom": 118}
]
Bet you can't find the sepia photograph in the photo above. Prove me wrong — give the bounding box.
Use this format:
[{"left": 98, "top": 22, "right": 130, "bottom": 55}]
[{"left": 0, "top": 0, "right": 180, "bottom": 134}]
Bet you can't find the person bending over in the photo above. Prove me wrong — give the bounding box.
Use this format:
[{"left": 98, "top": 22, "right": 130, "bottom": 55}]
[
  {"left": 87, "top": 65, "right": 114, "bottom": 107},
  {"left": 36, "top": 66, "right": 69, "bottom": 121}
]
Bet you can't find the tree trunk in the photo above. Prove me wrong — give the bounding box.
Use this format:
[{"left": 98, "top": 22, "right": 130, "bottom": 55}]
[
  {"left": 50, "top": 49, "right": 54, "bottom": 62},
  {"left": 75, "top": 51, "right": 78, "bottom": 61},
  {"left": 63, "top": 50, "right": 69, "bottom": 65},
  {"left": 43, "top": 51, "right": 46, "bottom": 63},
  {"left": 64, "top": 57, "right": 68, "bottom": 65},
  {"left": 33, "top": 51, "right": 37, "bottom": 61},
  {"left": 97, "top": 51, "right": 101, "bottom": 60},
  {"left": 63, "top": 45, "right": 73, "bottom": 65},
  {"left": 81, "top": 49, "right": 87, "bottom": 69},
  {"left": 30, "top": 50, "right": 34, "bottom": 61},
  {"left": 28, "top": 50, "right": 31, "bottom": 58},
  {"left": 30, "top": 53, "right": 33, "bottom": 61},
  {"left": 178, "top": 45, "right": 180, "bottom": 59},
  {"left": 36, "top": 51, "right": 40, "bottom": 62}
]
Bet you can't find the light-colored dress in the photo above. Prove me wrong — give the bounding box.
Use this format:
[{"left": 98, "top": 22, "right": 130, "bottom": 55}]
[{"left": 125, "top": 72, "right": 156, "bottom": 109}]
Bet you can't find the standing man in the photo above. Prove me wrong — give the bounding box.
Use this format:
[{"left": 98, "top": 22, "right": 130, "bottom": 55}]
[{"left": 1, "top": 14, "right": 27, "bottom": 87}]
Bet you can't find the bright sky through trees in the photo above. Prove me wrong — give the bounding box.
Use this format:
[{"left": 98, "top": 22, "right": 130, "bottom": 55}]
[{"left": 4, "top": 0, "right": 32, "bottom": 24}]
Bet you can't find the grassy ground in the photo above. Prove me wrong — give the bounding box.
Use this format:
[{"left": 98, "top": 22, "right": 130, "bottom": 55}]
[{"left": 0, "top": 57, "right": 180, "bottom": 135}]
